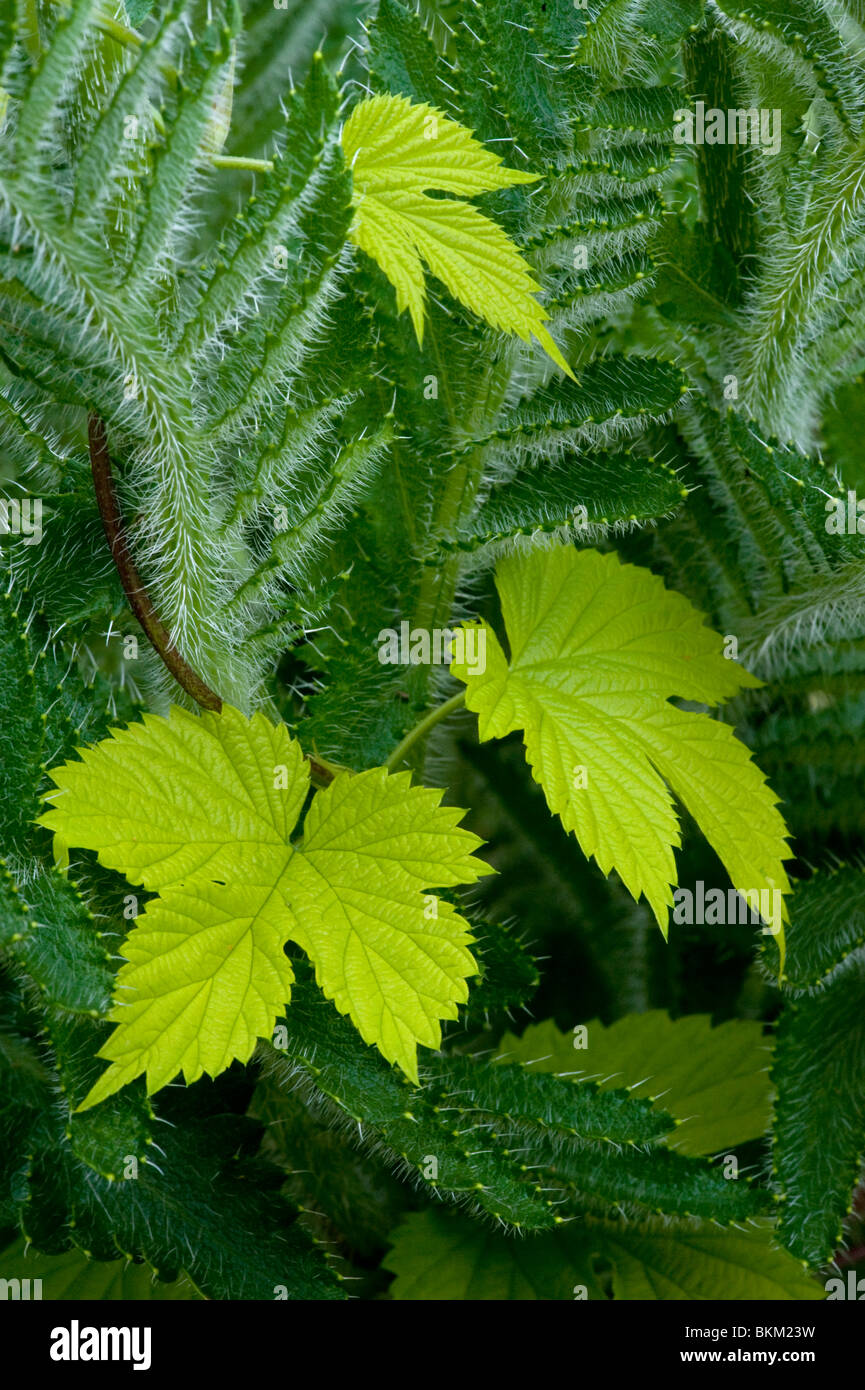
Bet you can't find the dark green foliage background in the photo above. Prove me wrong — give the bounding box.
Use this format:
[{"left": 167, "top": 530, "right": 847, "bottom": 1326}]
[{"left": 0, "top": 0, "right": 863, "bottom": 1301}]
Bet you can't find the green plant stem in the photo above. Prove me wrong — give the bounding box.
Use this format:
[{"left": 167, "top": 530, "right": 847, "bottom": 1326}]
[
  {"left": 211, "top": 155, "right": 274, "bottom": 173},
  {"left": 23, "top": 0, "right": 42, "bottom": 60},
  {"left": 682, "top": 27, "right": 754, "bottom": 301},
  {"left": 46, "top": 2, "right": 274, "bottom": 175},
  {"left": 97, "top": 11, "right": 143, "bottom": 48},
  {"left": 384, "top": 691, "right": 466, "bottom": 773},
  {"left": 46, "top": 0, "right": 142, "bottom": 48},
  {"left": 405, "top": 342, "right": 512, "bottom": 774},
  {"left": 413, "top": 343, "right": 514, "bottom": 638}
]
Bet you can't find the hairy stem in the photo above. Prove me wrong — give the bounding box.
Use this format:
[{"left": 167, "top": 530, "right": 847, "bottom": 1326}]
[
  {"left": 88, "top": 413, "right": 223, "bottom": 712},
  {"left": 683, "top": 26, "right": 755, "bottom": 301},
  {"left": 742, "top": 132, "right": 865, "bottom": 433},
  {"left": 89, "top": 414, "right": 339, "bottom": 786},
  {"left": 413, "top": 342, "right": 514, "bottom": 637}
]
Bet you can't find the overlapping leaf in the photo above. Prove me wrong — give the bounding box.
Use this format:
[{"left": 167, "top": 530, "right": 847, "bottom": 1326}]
[{"left": 498, "top": 1012, "right": 773, "bottom": 1156}]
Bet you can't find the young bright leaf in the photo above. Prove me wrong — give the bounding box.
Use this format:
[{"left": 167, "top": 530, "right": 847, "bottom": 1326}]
[
  {"left": 451, "top": 545, "right": 791, "bottom": 957},
  {"left": 39, "top": 706, "right": 490, "bottom": 1103},
  {"left": 341, "top": 92, "right": 574, "bottom": 376},
  {"left": 82, "top": 884, "right": 298, "bottom": 1111}
]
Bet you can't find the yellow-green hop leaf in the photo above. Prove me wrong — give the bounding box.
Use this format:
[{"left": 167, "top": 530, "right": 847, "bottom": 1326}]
[
  {"left": 40, "top": 706, "right": 310, "bottom": 891},
  {"left": 284, "top": 769, "right": 484, "bottom": 1073},
  {"left": 40, "top": 706, "right": 490, "bottom": 1104},
  {"left": 82, "top": 883, "right": 297, "bottom": 1112},
  {"left": 341, "top": 92, "right": 574, "bottom": 376},
  {"left": 451, "top": 544, "right": 791, "bottom": 962}
]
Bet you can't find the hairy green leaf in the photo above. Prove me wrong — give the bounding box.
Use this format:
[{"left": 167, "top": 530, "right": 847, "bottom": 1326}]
[
  {"left": 498, "top": 1012, "right": 773, "bottom": 1157},
  {"left": 768, "top": 872, "right": 865, "bottom": 1266}
]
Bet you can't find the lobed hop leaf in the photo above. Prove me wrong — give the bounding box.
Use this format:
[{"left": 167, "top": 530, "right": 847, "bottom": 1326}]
[{"left": 40, "top": 705, "right": 492, "bottom": 1101}]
